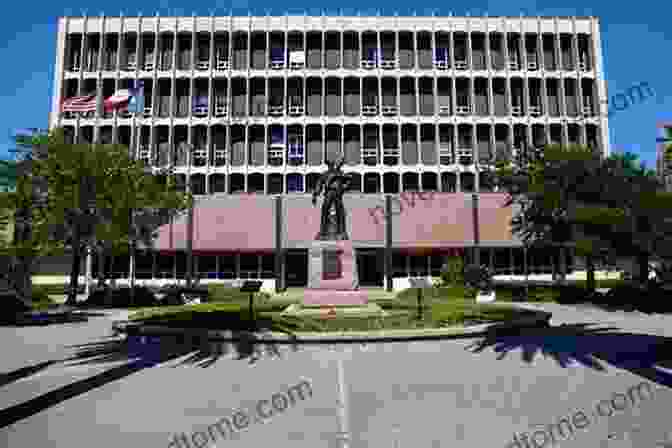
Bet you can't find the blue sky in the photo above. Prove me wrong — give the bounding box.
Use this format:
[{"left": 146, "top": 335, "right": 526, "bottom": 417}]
[{"left": 1, "top": 1, "right": 670, "bottom": 169}]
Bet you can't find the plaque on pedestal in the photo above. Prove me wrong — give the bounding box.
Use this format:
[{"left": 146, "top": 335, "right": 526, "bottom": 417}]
[{"left": 322, "top": 249, "right": 342, "bottom": 280}]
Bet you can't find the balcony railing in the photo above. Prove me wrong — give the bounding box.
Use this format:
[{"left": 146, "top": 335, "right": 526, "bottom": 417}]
[
  {"left": 380, "top": 59, "right": 397, "bottom": 69},
  {"left": 582, "top": 105, "right": 593, "bottom": 117},
  {"left": 457, "top": 148, "right": 473, "bottom": 164},
  {"left": 382, "top": 105, "right": 398, "bottom": 116},
  {"left": 362, "top": 148, "right": 378, "bottom": 165},
  {"left": 196, "top": 60, "right": 210, "bottom": 71},
  {"left": 193, "top": 103, "right": 208, "bottom": 117},
  {"left": 529, "top": 105, "right": 541, "bottom": 117},
  {"left": 213, "top": 149, "right": 226, "bottom": 166},
  {"left": 288, "top": 102, "right": 304, "bottom": 116},
  {"left": 268, "top": 104, "right": 284, "bottom": 116},
  {"left": 143, "top": 106, "right": 153, "bottom": 118},
  {"left": 193, "top": 149, "right": 208, "bottom": 166},
  {"left": 455, "top": 105, "right": 470, "bottom": 115},
  {"left": 214, "top": 104, "right": 228, "bottom": 117},
  {"left": 383, "top": 147, "right": 400, "bottom": 164},
  {"left": 362, "top": 105, "right": 378, "bottom": 116},
  {"left": 439, "top": 146, "right": 454, "bottom": 164}
]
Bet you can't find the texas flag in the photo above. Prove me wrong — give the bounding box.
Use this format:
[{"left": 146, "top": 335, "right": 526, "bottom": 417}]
[{"left": 103, "top": 89, "right": 131, "bottom": 112}]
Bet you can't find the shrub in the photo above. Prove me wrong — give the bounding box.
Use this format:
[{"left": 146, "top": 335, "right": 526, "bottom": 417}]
[
  {"left": 463, "top": 264, "right": 493, "bottom": 293},
  {"left": 84, "top": 286, "right": 159, "bottom": 308},
  {"left": 439, "top": 256, "right": 464, "bottom": 286}
]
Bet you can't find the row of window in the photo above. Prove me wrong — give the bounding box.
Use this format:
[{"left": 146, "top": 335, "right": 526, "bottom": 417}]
[
  {"left": 92, "top": 247, "right": 577, "bottom": 280},
  {"left": 153, "top": 171, "right": 504, "bottom": 195},
  {"left": 62, "top": 76, "right": 600, "bottom": 120},
  {"left": 65, "top": 30, "right": 594, "bottom": 74},
  {"left": 69, "top": 122, "right": 602, "bottom": 168}
]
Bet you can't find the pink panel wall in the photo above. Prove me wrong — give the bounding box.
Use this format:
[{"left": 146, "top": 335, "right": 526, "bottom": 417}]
[
  {"left": 154, "top": 196, "right": 275, "bottom": 251},
  {"left": 477, "top": 194, "right": 516, "bottom": 243},
  {"left": 393, "top": 193, "right": 473, "bottom": 247}
]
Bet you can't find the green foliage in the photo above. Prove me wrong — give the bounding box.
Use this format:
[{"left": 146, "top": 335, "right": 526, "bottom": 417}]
[{"left": 439, "top": 256, "right": 464, "bottom": 286}]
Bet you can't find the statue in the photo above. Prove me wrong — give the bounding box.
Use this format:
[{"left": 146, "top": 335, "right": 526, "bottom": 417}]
[{"left": 312, "top": 157, "right": 352, "bottom": 240}]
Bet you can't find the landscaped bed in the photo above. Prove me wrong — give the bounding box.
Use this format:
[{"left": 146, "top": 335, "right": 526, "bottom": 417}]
[{"left": 127, "top": 286, "right": 540, "bottom": 333}]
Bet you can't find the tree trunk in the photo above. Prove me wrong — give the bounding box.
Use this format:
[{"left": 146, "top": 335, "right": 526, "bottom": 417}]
[
  {"left": 637, "top": 253, "right": 649, "bottom": 287},
  {"left": 586, "top": 254, "right": 596, "bottom": 292},
  {"left": 97, "top": 244, "right": 105, "bottom": 288},
  {"left": 66, "top": 227, "right": 81, "bottom": 306},
  {"left": 558, "top": 246, "right": 567, "bottom": 284}
]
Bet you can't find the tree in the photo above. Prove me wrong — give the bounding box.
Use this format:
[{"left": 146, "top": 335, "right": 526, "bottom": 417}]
[
  {"left": 569, "top": 153, "right": 672, "bottom": 288},
  {"left": 17, "top": 128, "right": 190, "bottom": 305},
  {"left": 496, "top": 144, "right": 603, "bottom": 289}
]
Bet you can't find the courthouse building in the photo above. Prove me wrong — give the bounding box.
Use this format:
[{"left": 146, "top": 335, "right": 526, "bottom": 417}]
[{"left": 48, "top": 14, "right": 610, "bottom": 289}]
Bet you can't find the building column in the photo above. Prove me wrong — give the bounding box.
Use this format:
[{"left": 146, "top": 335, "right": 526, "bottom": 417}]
[
  {"left": 275, "top": 195, "right": 285, "bottom": 292},
  {"left": 509, "top": 247, "right": 515, "bottom": 274},
  {"left": 385, "top": 195, "right": 393, "bottom": 291},
  {"left": 235, "top": 252, "right": 241, "bottom": 279}
]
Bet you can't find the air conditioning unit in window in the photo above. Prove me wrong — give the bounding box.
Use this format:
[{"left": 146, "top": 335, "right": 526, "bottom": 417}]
[
  {"left": 362, "top": 105, "right": 378, "bottom": 116},
  {"left": 439, "top": 105, "right": 451, "bottom": 115},
  {"left": 197, "top": 60, "right": 209, "bottom": 70},
  {"left": 193, "top": 105, "right": 208, "bottom": 117},
  {"left": 143, "top": 107, "right": 153, "bottom": 118},
  {"left": 511, "top": 106, "right": 522, "bottom": 116},
  {"left": 529, "top": 105, "right": 541, "bottom": 116},
  {"left": 527, "top": 60, "right": 538, "bottom": 70},
  {"left": 455, "top": 60, "right": 468, "bottom": 70},
  {"left": 289, "top": 51, "right": 305, "bottom": 69},
  {"left": 214, "top": 105, "right": 227, "bottom": 117},
  {"left": 433, "top": 60, "right": 449, "bottom": 70}
]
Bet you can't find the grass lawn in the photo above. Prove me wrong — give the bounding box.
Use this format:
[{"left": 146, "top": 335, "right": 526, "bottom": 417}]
[{"left": 128, "top": 285, "right": 538, "bottom": 333}]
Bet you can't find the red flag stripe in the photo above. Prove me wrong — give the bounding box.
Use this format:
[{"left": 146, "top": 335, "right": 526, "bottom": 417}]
[{"left": 61, "top": 95, "right": 97, "bottom": 112}]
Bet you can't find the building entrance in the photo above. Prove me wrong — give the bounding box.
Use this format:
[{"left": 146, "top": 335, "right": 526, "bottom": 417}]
[{"left": 357, "top": 249, "right": 383, "bottom": 287}]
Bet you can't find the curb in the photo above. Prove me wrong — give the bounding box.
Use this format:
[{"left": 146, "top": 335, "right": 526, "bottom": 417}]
[{"left": 112, "top": 311, "right": 551, "bottom": 343}]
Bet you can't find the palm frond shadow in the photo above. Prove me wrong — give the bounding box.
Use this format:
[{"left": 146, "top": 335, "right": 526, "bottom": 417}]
[
  {"left": 66, "top": 331, "right": 301, "bottom": 369},
  {"left": 0, "top": 332, "right": 300, "bottom": 429},
  {"left": 466, "top": 323, "right": 672, "bottom": 389}
]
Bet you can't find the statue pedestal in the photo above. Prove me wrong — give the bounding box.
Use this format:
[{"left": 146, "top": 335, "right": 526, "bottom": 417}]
[
  {"left": 297, "top": 239, "right": 374, "bottom": 309},
  {"left": 307, "top": 240, "right": 359, "bottom": 291}
]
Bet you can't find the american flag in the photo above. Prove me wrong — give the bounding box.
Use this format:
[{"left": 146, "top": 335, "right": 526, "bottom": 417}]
[{"left": 61, "top": 95, "right": 97, "bottom": 112}]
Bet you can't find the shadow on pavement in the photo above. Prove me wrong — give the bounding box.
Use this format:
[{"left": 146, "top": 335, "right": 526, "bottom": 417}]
[
  {"left": 467, "top": 322, "right": 672, "bottom": 389},
  {"left": 0, "top": 331, "right": 299, "bottom": 429}
]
